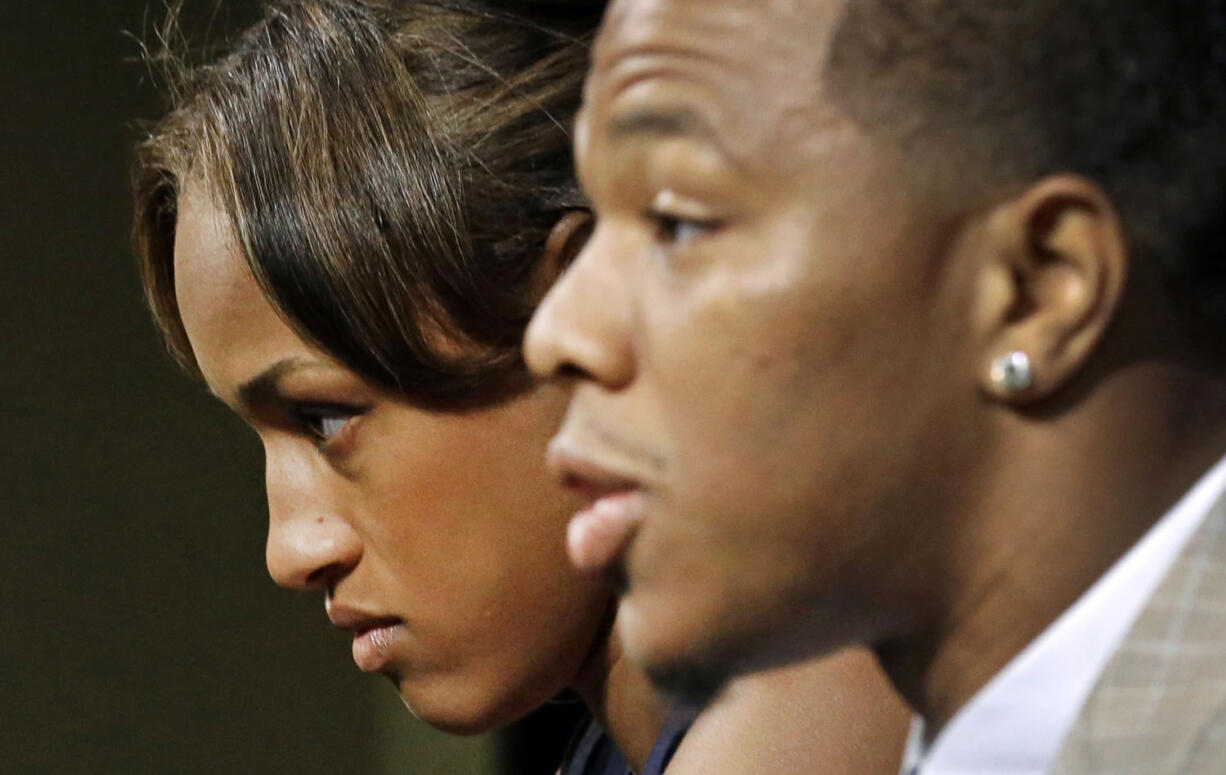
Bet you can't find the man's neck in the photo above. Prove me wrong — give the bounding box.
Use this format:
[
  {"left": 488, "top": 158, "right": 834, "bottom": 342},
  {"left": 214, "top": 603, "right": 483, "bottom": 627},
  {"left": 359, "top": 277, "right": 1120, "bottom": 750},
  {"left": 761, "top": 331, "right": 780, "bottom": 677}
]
[
  {"left": 570, "top": 624, "right": 670, "bottom": 774},
  {"left": 880, "top": 362, "right": 1226, "bottom": 736}
]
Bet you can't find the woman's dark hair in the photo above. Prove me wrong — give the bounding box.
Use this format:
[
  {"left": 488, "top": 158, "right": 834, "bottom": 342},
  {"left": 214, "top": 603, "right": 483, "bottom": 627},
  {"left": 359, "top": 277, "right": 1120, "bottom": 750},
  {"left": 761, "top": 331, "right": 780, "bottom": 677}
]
[{"left": 135, "top": 0, "right": 597, "bottom": 408}]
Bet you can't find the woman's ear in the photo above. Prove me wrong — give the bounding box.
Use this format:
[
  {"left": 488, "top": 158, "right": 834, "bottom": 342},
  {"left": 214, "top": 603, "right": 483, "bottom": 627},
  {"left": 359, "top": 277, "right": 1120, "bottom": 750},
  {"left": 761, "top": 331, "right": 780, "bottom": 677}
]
[
  {"left": 972, "top": 175, "right": 1129, "bottom": 404},
  {"left": 535, "top": 210, "right": 595, "bottom": 295}
]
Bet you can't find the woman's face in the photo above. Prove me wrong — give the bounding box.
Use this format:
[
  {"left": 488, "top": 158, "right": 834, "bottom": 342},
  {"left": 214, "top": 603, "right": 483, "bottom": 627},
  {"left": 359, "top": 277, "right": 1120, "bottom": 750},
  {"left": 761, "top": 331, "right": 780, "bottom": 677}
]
[{"left": 172, "top": 184, "right": 610, "bottom": 733}]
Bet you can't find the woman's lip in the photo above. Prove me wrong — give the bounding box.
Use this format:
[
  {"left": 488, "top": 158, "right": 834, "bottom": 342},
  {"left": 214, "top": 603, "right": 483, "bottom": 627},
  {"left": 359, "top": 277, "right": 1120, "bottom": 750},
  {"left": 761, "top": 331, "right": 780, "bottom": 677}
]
[
  {"left": 325, "top": 603, "right": 403, "bottom": 672},
  {"left": 351, "top": 621, "right": 403, "bottom": 673}
]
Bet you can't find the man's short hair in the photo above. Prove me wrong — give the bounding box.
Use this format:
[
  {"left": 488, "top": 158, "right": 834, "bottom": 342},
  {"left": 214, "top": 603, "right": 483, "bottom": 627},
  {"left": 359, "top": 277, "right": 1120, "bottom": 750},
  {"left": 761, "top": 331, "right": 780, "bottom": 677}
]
[{"left": 828, "top": 0, "right": 1226, "bottom": 340}]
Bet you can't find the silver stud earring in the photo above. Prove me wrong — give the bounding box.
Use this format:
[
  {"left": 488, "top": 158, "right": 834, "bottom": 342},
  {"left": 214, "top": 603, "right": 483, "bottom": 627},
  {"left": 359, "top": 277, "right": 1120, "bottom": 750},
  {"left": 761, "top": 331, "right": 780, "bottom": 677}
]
[{"left": 990, "top": 351, "right": 1033, "bottom": 394}]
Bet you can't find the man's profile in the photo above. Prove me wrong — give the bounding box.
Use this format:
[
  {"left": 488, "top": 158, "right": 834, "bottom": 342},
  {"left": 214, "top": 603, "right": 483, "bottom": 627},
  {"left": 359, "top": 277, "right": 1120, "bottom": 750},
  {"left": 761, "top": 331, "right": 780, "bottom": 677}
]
[{"left": 526, "top": 0, "right": 1226, "bottom": 770}]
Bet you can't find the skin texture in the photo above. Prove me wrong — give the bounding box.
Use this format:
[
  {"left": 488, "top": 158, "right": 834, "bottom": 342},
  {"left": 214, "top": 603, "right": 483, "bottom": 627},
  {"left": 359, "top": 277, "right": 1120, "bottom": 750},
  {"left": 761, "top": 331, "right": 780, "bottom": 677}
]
[
  {"left": 174, "top": 180, "right": 912, "bottom": 772},
  {"left": 525, "top": 0, "right": 1226, "bottom": 732}
]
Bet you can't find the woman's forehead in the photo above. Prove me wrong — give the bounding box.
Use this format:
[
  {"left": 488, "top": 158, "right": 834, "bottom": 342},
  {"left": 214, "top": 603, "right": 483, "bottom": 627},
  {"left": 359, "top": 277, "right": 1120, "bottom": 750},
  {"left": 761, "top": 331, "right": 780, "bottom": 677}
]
[{"left": 173, "top": 185, "right": 319, "bottom": 402}]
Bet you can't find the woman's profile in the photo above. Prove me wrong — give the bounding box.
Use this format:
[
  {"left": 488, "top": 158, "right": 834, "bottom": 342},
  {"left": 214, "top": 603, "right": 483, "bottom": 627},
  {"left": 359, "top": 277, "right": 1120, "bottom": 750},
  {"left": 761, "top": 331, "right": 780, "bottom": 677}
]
[{"left": 133, "top": 1, "right": 910, "bottom": 772}]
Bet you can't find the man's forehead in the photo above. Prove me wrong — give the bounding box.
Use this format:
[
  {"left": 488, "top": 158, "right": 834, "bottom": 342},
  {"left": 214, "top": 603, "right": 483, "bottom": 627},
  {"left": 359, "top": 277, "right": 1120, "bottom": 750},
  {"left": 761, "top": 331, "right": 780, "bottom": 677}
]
[
  {"left": 589, "top": 0, "right": 848, "bottom": 144},
  {"left": 594, "top": 0, "right": 846, "bottom": 74}
]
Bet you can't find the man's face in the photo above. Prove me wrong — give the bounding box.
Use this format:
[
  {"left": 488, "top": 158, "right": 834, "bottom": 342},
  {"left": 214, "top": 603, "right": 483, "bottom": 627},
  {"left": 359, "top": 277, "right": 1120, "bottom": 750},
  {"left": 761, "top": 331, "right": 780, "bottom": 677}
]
[{"left": 526, "top": 0, "right": 981, "bottom": 694}]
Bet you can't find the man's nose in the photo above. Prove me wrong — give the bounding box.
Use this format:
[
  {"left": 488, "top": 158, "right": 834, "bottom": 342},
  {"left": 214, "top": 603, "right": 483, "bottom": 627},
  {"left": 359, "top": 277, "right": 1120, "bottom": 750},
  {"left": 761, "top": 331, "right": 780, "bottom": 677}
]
[
  {"left": 263, "top": 449, "right": 362, "bottom": 591},
  {"left": 524, "top": 223, "right": 636, "bottom": 390}
]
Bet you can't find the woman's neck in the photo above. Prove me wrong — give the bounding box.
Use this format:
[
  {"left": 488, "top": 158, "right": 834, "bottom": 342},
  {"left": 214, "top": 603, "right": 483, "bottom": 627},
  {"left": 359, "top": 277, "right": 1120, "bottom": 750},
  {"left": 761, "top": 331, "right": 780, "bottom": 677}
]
[{"left": 570, "top": 625, "right": 670, "bottom": 774}]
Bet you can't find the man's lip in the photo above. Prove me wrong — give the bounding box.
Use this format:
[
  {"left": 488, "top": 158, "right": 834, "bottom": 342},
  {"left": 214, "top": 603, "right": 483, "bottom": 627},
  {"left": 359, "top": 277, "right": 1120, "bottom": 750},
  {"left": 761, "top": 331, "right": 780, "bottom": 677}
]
[
  {"left": 547, "top": 438, "right": 652, "bottom": 572},
  {"left": 567, "top": 490, "right": 647, "bottom": 572},
  {"left": 546, "top": 438, "right": 645, "bottom": 500}
]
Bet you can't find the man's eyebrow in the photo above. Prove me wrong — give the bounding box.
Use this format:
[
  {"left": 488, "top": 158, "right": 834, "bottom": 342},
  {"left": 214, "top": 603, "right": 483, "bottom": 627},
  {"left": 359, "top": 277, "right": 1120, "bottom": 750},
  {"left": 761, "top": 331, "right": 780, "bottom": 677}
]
[
  {"left": 609, "top": 107, "right": 712, "bottom": 143},
  {"left": 236, "top": 357, "right": 315, "bottom": 409},
  {"left": 606, "top": 106, "right": 739, "bottom": 166}
]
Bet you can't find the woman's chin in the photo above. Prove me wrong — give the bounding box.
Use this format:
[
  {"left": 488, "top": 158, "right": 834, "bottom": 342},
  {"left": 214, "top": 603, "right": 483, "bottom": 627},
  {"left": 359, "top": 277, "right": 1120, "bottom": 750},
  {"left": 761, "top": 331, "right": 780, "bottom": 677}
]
[{"left": 393, "top": 680, "right": 544, "bottom": 737}]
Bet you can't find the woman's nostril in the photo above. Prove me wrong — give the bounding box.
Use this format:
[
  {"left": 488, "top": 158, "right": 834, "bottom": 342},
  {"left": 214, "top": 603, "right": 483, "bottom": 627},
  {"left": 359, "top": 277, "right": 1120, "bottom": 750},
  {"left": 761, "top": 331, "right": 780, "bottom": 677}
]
[{"left": 306, "top": 561, "right": 349, "bottom": 590}]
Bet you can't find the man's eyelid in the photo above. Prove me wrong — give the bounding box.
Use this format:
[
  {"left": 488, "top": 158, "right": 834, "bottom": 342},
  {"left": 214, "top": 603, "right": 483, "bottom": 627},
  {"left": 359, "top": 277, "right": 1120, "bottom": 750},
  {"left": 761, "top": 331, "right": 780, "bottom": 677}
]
[{"left": 650, "top": 189, "right": 722, "bottom": 224}]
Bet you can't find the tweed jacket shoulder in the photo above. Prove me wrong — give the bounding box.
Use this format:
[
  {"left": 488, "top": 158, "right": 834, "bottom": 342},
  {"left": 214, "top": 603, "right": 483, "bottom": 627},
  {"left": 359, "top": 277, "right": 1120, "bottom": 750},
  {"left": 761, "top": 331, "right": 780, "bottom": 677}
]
[{"left": 1050, "top": 492, "right": 1226, "bottom": 775}]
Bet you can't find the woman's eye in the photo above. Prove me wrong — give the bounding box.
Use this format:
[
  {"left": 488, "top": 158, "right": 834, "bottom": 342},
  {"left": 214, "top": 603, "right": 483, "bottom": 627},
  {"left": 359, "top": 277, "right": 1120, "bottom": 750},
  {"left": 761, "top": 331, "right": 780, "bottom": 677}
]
[{"left": 289, "top": 405, "right": 362, "bottom": 445}]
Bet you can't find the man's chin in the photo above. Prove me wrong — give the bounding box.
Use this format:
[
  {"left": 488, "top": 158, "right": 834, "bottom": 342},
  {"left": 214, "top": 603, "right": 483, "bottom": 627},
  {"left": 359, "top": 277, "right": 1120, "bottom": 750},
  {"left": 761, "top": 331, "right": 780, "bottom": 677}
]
[
  {"left": 616, "top": 587, "right": 756, "bottom": 707},
  {"left": 620, "top": 611, "right": 742, "bottom": 707},
  {"left": 642, "top": 657, "right": 732, "bottom": 708}
]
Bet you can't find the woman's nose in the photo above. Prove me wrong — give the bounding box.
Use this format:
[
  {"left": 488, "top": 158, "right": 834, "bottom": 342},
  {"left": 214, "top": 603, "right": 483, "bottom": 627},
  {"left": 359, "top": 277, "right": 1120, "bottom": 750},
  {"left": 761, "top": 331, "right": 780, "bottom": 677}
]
[{"left": 263, "top": 450, "right": 362, "bottom": 590}]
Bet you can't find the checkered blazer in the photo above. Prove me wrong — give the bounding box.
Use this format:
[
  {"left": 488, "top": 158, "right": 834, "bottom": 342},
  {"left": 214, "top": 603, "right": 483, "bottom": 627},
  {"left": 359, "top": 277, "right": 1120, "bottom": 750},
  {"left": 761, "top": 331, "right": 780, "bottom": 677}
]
[{"left": 1050, "top": 491, "right": 1226, "bottom": 774}]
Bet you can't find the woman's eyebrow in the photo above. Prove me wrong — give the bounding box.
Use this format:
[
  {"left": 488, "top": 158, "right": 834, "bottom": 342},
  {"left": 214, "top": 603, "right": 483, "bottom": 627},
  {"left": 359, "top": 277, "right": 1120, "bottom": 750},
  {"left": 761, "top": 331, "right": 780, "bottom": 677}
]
[{"left": 237, "top": 357, "right": 318, "bottom": 410}]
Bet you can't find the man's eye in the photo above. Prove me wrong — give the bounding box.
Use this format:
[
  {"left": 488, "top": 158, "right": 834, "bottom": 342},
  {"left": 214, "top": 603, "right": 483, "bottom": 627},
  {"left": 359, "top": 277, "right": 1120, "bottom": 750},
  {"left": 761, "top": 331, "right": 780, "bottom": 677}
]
[
  {"left": 289, "top": 405, "right": 362, "bottom": 445},
  {"left": 650, "top": 211, "right": 718, "bottom": 249}
]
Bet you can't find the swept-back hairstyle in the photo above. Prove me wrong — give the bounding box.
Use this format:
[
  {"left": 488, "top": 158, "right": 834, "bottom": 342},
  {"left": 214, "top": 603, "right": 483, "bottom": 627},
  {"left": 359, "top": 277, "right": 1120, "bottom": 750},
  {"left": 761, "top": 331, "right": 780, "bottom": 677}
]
[{"left": 135, "top": 0, "right": 599, "bottom": 408}]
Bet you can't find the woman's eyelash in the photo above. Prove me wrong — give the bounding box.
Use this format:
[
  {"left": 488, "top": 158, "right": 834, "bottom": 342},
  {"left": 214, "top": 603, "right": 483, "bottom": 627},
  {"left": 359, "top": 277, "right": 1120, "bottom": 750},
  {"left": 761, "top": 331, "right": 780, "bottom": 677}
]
[{"left": 287, "top": 404, "right": 364, "bottom": 445}]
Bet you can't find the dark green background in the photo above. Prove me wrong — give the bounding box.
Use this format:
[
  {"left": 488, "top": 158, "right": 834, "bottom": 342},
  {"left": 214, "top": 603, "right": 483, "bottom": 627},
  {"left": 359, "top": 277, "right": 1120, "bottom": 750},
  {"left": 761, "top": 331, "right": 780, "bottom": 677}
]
[{"left": 0, "top": 1, "right": 502, "bottom": 771}]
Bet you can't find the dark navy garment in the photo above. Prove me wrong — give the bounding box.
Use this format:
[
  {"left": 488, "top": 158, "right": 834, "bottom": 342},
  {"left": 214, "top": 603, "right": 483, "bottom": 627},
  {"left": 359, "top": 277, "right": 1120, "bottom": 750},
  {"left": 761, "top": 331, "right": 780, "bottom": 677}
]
[{"left": 559, "top": 712, "right": 690, "bottom": 775}]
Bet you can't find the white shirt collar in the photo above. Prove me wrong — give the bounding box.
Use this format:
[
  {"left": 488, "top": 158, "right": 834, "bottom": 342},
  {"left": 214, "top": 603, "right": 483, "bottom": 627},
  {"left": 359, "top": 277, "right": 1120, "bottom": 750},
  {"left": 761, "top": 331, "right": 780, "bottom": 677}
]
[{"left": 902, "top": 453, "right": 1226, "bottom": 775}]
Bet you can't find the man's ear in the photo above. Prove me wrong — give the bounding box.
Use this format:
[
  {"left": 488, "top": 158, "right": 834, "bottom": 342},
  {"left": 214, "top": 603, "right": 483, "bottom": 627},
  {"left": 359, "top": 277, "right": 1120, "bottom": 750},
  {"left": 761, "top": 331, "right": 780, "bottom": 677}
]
[
  {"left": 972, "top": 175, "right": 1129, "bottom": 403},
  {"left": 534, "top": 210, "right": 595, "bottom": 298}
]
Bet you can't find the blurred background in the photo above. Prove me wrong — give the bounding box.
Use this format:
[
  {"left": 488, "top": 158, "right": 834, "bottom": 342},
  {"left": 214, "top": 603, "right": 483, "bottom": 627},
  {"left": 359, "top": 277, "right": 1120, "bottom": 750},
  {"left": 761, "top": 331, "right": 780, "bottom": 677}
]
[{"left": 0, "top": 1, "right": 580, "bottom": 771}]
